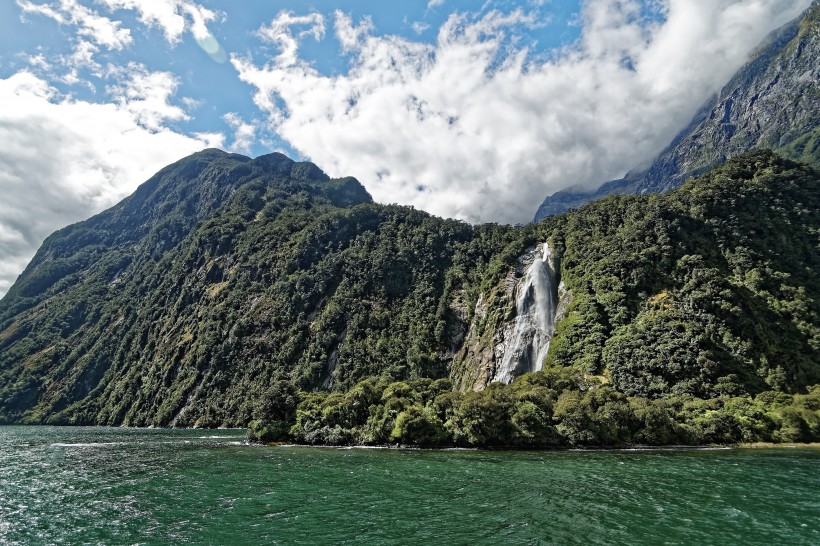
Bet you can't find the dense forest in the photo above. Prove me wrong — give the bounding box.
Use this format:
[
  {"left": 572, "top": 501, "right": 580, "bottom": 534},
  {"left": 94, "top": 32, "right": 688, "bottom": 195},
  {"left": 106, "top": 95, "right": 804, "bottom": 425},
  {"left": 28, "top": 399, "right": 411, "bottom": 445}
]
[
  {"left": 253, "top": 150, "right": 820, "bottom": 447},
  {"left": 0, "top": 149, "right": 514, "bottom": 426},
  {"left": 256, "top": 374, "right": 820, "bottom": 447},
  {"left": 0, "top": 149, "right": 817, "bottom": 447}
]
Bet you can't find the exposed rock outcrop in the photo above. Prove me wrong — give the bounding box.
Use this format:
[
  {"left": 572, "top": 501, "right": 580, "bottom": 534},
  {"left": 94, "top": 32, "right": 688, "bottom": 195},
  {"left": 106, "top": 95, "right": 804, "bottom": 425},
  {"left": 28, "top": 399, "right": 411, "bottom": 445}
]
[
  {"left": 534, "top": 2, "right": 820, "bottom": 221},
  {"left": 453, "top": 241, "right": 567, "bottom": 390}
]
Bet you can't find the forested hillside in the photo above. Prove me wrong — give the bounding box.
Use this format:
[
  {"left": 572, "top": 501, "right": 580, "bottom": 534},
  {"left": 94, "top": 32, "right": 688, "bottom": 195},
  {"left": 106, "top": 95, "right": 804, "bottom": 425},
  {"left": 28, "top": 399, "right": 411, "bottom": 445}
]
[
  {"left": 0, "top": 149, "right": 517, "bottom": 426},
  {"left": 0, "top": 149, "right": 817, "bottom": 446},
  {"left": 274, "top": 151, "right": 820, "bottom": 447}
]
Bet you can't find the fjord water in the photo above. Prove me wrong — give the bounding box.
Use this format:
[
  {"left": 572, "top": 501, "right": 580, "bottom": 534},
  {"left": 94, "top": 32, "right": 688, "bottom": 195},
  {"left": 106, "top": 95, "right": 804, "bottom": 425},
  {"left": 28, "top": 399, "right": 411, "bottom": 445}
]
[{"left": 1, "top": 427, "right": 817, "bottom": 545}]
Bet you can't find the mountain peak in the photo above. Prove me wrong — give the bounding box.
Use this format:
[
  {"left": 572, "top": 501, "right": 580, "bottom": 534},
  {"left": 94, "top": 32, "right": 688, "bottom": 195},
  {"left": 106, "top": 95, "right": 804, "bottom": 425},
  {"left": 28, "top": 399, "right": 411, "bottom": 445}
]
[
  {"left": 0, "top": 148, "right": 370, "bottom": 305},
  {"left": 534, "top": 1, "right": 820, "bottom": 221},
  {"left": 252, "top": 152, "right": 330, "bottom": 182}
]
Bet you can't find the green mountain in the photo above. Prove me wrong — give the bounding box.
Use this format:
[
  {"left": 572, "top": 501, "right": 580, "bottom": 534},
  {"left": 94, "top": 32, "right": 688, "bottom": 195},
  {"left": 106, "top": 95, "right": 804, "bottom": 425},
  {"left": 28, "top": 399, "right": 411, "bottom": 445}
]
[
  {"left": 0, "top": 148, "right": 818, "bottom": 446},
  {"left": 534, "top": 2, "right": 820, "bottom": 221},
  {"left": 0, "top": 149, "right": 511, "bottom": 426}
]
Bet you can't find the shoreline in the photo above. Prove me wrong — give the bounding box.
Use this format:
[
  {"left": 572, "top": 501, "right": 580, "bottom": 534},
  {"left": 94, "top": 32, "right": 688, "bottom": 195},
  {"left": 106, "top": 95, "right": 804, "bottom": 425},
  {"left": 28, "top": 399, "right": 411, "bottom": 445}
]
[
  {"left": 4, "top": 426, "right": 819, "bottom": 451},
  {"left": 736, "top": 442, "right": 820, "bottom": 449},
  {"left": 267, "top": 441, "right": 820, "bottom": 451}
]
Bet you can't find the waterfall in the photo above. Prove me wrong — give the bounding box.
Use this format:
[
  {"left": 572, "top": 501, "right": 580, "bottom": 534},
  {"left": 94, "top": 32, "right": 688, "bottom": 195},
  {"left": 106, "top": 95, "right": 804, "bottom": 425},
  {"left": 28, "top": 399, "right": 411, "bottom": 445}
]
[{"left": 493, "top": 242, "right": 558, "bottom": 384}]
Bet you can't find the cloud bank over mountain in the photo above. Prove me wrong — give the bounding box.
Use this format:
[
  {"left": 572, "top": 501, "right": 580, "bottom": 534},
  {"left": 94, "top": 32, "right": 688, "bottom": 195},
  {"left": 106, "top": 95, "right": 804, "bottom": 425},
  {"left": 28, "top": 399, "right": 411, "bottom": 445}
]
[
  {"left": 234, "top": 0, "right": 810, "bottom": 223},
  {"left": 0, "top": 0, "right": 812, "bottom": 296},
  {"left": 0, "top": 71, "right": 220, "bottom": 296}
]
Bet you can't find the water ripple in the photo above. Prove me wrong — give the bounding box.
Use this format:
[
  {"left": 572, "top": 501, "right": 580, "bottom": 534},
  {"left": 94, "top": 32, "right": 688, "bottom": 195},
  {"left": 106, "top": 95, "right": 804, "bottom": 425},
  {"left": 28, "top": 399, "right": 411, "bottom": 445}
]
[{"left": 1, "top": 427, "right": 818, "bottom": 544}]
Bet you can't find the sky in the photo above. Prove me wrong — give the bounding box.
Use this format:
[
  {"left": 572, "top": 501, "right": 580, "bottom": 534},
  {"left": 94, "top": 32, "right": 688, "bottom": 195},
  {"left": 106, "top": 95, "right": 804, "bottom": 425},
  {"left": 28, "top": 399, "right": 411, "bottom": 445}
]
[{"left": 0, "top": 0, "right": 813, "bottom": 297}]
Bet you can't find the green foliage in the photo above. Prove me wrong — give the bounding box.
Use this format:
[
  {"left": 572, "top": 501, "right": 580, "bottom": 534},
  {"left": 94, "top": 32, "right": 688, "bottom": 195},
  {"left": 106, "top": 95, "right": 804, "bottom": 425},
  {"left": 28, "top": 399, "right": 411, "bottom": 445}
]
[
  {"left": 391, "top": 405, "right": 448, "bottom": 445},
  {"left": 273, "top": 370, "right": 820, "bottom": 447},
  {"left": 451, "top": 385, "right": 514, "bottom": 446},
  {"left": 0, "top": 147, "right": 817, "bottom": 452},
  {"left": 0, "top": 151, "right": 508, "bottom": 426},
  {"left": 540, "top": 151, "right": 819, "bottom": 397},
  {"left": 248, "top": 380, "right": 298, "bottom": 442},
  {"left": 602, "top": 299, "right": 716, "bottom": 397}
]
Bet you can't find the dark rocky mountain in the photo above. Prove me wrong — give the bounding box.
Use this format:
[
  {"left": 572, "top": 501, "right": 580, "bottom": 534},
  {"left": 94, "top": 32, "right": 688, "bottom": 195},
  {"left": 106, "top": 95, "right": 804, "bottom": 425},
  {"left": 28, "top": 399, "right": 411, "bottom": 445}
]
[
  {"left": 534, "top": 2, "right": 820, "bottom": 221},
  {"left": 0, "top": 148, "right": 817, "bottom": 448}
]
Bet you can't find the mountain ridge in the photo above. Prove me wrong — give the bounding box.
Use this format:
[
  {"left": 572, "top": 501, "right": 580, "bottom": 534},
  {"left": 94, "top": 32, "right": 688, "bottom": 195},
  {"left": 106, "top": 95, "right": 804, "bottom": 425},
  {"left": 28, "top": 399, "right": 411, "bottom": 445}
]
[
  {"left": 1, "top": 149, "right": 370, "bottom": 306},
  {"left": 534, "top": 1, "right": 820, "bottom": 221},
  {"left": 0, "top": 149, "right": 816, "bottom": 443}
]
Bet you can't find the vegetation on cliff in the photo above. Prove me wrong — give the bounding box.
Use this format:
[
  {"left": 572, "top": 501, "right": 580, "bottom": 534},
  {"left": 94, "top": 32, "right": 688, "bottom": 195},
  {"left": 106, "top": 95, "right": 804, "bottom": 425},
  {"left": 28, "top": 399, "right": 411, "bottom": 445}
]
[
  {"left": 0, "top": 148, "right": 817, "bottom": 447},
  {"left": 253, "top": 150, "right": 820, "bottom": 447},
  {"left": 544, "top": 150, "right": 819, "bottom": 397},
  {"left": 0, "top": 149, "right": 516, "bottom": 426}
]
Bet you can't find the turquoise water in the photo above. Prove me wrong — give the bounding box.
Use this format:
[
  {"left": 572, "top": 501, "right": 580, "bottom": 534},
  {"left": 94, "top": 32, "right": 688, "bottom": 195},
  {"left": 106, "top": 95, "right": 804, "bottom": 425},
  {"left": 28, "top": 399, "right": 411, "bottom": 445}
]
[{"left": 0, "top": 427, "right": 818, "bottom": 545}]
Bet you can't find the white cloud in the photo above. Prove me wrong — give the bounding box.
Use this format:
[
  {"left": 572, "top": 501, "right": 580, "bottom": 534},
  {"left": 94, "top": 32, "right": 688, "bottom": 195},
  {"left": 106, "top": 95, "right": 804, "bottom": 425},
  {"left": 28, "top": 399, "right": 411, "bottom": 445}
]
[
  {"left": 17, "top": 0, "right": 132, "bottom": 50},
  {"left": 0, "top": 71, "right": 221, "bottom": 296},
  {"left": 257, "top": 11, "right": 326, "bottom": 66},
  {"left": 411, "top": 21, "right": 431, "bottom": 34},
  {"left": 428, "top": 0, "right": 446, "bottom": 8},
  {"left": 223, "top": 113, "right": 257, "bottom": 154},
  {"left": 99, "top": 0, "right": 217, "bottom": 42},
  {"left": 17, "top": 0, "right": 128, "bottom": 86},
  {"left": 58, "top": 39, "right": 102, "bottom": 85},
  {"left": 27, "top": 53, "right": 52, "bottom": 71},
  {"left": 234, "top": 0, "right": 811, "bottom": 224},
  {"left": 18, "top": 0, "right": 221, "bottom": 75},
  {"left": 99, "top": 0, "right": 227, "bottom": 62},
  {"left": 106, "top": 64, "right": 189, "bottom": 130}
]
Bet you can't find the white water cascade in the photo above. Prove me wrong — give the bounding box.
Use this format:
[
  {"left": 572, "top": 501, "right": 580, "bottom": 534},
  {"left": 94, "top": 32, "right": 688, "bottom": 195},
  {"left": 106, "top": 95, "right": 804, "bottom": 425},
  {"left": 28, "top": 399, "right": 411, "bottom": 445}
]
[{"left": 493, "top": 242, "right": 558, "bottom": 384}]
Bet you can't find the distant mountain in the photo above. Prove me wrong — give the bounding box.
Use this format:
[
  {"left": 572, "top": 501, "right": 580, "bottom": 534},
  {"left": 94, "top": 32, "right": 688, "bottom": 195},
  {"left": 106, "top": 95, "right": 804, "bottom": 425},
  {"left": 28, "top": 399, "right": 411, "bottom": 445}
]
[
  {"left": 534, "top": 2, "right": 820, "bottom": 221},
  {"left": 1, "top": 148, "right": 817, "bottom": 447}
]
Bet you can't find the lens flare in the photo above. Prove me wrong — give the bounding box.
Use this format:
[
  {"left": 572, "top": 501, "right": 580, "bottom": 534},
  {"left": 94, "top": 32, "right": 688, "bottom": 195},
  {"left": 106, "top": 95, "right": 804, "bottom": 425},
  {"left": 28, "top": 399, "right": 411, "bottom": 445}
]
[{"left": 196, "top": 34, "right": 227, "bottom": 63}]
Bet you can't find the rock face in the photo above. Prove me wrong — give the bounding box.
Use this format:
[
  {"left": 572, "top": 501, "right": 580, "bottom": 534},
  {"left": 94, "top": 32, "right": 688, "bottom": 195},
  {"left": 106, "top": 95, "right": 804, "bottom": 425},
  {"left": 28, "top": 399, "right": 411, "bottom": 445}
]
[{"left": 534, "top": 2, "right": 820, "bottom": 221}]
